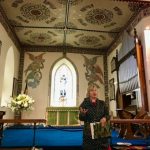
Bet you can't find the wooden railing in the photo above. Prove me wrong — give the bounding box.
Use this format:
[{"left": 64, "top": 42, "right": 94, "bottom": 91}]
[
  {"left": 110, "top": 119, "right": 150, "bottom": 123},
  {"left": 110, "top": 118, "right": 150, "bottom": 139},
  {"left": 0, "top": 119, "right": 46, "bottom": 124}
]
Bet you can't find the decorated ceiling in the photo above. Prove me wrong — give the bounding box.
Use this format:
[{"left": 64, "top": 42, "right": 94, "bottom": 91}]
[{"left": 0, "top": 0, "right": 150, "bottom": 52}]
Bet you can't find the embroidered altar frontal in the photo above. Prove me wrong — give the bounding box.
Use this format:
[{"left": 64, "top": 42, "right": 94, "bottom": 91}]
[{"left": 46, "top": 107, "right": 79, "bottom": 126}]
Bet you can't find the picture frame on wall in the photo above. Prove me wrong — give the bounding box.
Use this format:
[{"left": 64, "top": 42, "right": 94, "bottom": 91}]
[
  {"left": 109, "top": 78, "right": 115, "bottom": 101},
  {"left": 111, "top": 57, "right": 117, "bottom": 73},
  {"left": 12, "top": 77, "right": 18, "bottom": 97}
]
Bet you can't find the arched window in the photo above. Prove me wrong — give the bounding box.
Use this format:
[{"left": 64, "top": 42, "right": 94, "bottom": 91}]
[{"left": 50, "top": 58, "right": 77, "bottom": 107}]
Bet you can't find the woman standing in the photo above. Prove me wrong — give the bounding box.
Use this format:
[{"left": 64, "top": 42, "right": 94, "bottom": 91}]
[{"left": 79, "top": 85, "right": 110, "bottom": 150}]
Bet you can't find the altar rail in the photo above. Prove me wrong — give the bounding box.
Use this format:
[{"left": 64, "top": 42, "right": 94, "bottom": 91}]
[
  {"left": 110, "top": 119, "right": 150, "bottom": 123},
  {"left": 0, "top": 119, "right": 46, "bottom": 124},
  {"left": 0, "top": 118, "right": 150, "bottom": 140},
  {"left": 46, "top": 107, "right": 79, "bottom": 126},
  {"left": 3, "top": 118, "right": 150, "bottom": 124},
  {"left": 111, "top": 118, "right": 150, "bottom": 139},
  {"left": 0, "top": 118, "right": 150, "bottom": 124}
]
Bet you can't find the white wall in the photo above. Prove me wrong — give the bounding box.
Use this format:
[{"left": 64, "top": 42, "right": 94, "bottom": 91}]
[{"left": 0, "top": 23, "right": 20, "bottom": 118}]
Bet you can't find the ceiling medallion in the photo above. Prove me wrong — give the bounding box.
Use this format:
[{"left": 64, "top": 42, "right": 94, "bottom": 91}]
[
  {"left": 20, "top": 3, "right": 50, "bottom": 21},
  {"left": 30, "top": 33, "right": 52, "bottom": 43},
  {"left": 85, "top": 9, "right": 113, "bottom": 25},
  {"left": 79, "top": 36, "right": 100, "bottom": 46},
  {"left": 57, "top": 0, "right": 83, "bottom": 5}
]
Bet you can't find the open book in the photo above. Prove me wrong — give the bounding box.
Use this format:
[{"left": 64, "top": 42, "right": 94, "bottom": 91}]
[{"left": 90, "top": 122, "right": 111, "bottom": 139}]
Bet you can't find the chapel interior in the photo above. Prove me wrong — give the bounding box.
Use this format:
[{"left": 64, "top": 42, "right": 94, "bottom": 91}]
[{"left": 0, "top": 0, "right": 150, "bottom": 149}]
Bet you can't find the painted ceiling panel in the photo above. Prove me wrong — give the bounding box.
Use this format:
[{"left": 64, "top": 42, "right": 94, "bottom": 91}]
[
  {"left": 0, "top": 0, "right": 66, "bottom": 27},
  {"left": 15, "top": 28, "right": 64, "bottom": 46},
  {"left": 68, "top": 0, "right": 135, "bottom": 31},
  {"left": 0, "top": 0, "right": 149, "bottom": 51},
  {"left": 66, "top": 30, "right": 115, "bottom": 49}
]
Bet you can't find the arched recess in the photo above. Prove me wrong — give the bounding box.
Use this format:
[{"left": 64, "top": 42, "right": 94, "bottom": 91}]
[
  {"left": 1, "top": 46, "right": 14, "bottom": 107},
  {"left": 50, "top": 58, "right": 78, "bottom": 107}
]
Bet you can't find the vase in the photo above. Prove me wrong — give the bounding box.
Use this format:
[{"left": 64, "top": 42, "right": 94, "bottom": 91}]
[{"left": 14, "top": 110, "right": 22, "bottom": 120}]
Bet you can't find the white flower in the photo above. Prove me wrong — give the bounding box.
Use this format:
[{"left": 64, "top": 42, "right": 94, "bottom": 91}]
[
  {"left": 9, "top": 94, "right": 34, "bottom": 112},
  {"left": 24, "top": 102, "right": 28, "bottom": 108},
  {"left": 17, "top": 101, "right": 22, "bottom": 105}
]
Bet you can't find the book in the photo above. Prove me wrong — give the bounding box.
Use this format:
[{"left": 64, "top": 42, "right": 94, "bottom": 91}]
[{"left": 90, "top": 122, "right": 111, "bottom": 139}]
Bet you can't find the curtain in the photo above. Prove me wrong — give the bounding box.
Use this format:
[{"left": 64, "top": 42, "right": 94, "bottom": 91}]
[
  {"left": 118, "top": 31, "right": 135, "bottom": 60},
  {"left": 119, "top": 55, "right": 139, "bottom": 93},
  {"left": 118, "top": 31, "right": 139, "bottom": 93}
]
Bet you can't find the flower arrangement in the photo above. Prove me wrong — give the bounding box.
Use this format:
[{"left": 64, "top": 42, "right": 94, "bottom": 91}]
[{"left": 9, "top": 94, "right": 35, "bottom": 112}]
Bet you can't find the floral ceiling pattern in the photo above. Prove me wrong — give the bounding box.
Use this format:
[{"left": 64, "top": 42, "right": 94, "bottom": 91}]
[{"left": 0, "top": 0, "right": 149, "bottom": 51}]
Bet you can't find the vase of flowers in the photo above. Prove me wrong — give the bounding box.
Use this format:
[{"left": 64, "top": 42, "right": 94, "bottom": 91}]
[
  {"left": 9, "top": 94, "right": 35, "bottom": 119},
  {"left": 14, "top": 109, "right": 22, "bottom": 120}
]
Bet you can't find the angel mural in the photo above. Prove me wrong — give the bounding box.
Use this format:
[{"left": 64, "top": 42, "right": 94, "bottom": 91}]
[
  {"left": 82, "top": 55, "right": 104, "bottom": 88},
  {"left": 24, "top": 53, "right": 45, "bottom": 88}
]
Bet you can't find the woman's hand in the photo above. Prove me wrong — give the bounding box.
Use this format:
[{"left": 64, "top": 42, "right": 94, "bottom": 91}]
[
  {"left": 80, "top": 107, "right": 88, "bottom": 114},
  {"left": 100, "top": 117, "right": 107, "bottom": 127}
]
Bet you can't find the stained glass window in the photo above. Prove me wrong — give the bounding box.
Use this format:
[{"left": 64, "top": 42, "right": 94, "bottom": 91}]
[{"left": 50, "top": 58, "right": 77, "bottom": 107}]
